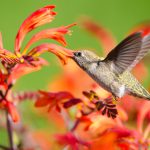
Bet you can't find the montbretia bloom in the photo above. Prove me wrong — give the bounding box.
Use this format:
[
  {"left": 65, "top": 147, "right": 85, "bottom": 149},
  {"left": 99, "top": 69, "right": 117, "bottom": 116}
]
[{"left": 0, "top": 5, "right": 75, "bottom": 122}]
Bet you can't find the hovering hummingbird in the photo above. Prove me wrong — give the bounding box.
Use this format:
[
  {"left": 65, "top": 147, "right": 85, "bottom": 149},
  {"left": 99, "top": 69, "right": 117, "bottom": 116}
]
[{"left": 71, "top": 32, "right": 150, "bottom": 100}]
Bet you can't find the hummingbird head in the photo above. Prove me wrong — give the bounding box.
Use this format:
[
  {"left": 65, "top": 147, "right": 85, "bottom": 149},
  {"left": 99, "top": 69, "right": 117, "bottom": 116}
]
[{"left": 72, "top": 50, "right": 103, "bottom": 69}]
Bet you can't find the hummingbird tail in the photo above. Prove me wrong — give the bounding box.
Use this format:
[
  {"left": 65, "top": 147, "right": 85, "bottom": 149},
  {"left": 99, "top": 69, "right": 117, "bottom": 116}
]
[
  {"left": 123, "top": 72, "right": 150, "bottom": 101},
  {"left": 129, "top": 87, "right": 150, "bottom": 101},
  {"left": 132, "top": 94, "right": 150, "bottom": 100}
]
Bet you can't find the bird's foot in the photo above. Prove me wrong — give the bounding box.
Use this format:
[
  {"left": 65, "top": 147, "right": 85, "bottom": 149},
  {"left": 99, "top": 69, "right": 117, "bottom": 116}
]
[
  {"left": 112, "top": 95, "right": 118, "bottom": 105},
  {"left": 104, "top": 95, "right": 118, "bottom": 104}
]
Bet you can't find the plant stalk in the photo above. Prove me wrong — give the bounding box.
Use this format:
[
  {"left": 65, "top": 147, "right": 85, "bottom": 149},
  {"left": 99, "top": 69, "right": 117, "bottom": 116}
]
[{"left": 6, "top": 111, "right": 15, "bottom": 150}]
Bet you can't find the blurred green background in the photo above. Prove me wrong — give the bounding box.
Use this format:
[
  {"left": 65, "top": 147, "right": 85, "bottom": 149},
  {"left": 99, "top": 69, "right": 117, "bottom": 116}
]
[
  {"left": 1, "top": 0, "right": 150, "bottom": 148},
  {"left": 1, "top": 0, "right": 150, "bottom": 91}
]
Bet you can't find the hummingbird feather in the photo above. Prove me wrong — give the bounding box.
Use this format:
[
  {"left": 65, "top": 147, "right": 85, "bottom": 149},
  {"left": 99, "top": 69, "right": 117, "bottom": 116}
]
[
  {"left": 104, "top": 32, "right": 150, "bottom": 74},
  {"left": 128, "top": 34, "right": 150, "bottom": 70},
  {"left": 120, "top": 72, "right": 150, "bottom": 100}
]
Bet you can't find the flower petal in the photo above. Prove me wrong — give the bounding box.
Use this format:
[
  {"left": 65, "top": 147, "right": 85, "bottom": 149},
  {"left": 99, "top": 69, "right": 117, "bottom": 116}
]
[
  {"left": 78, "top": 116, "right": 93, "bottom": 131},
  {"left": 55, "top": 132, "right": 90, "bottom": 150},
  {"left": 28, "top": 43, "right": 74, "bottom": 65},
  {"left": 35, "top": 90, "right": 74, "bottom": 112},
  {"left": 15, "top": 5, "right": 56, "bottom": 53},
  {"left": 91, "top": 132, "right": 118, "bottom": 150},
  {"left": 8, "top": 59, "right": 47, "bottom": 84},
  {"left": 23, "top": 23, "right": 76, "bottom": 54},
  {"left": 6, "top": 101, "right": 20, "bottom": 122},
  {"left": 35, "top": 97, "right": 50, "bottom": 107},
  {"left": 0, "top": 49, "right": 22, "bottom": 64},
  {"left": 63, "top": 98, "right": 82, "bottom": 108}
]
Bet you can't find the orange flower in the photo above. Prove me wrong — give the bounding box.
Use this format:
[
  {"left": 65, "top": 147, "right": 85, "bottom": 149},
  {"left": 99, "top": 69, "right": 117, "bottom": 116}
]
[
  {"left": 55, "top": 132, "right": 90, "bottom": 150},
  {"left": 0, "top": 48, "right": 21, "bottom": 64},
  {"left": 0, "top": 100, "right": 19, "bottom": 122},
  {"left": 0, "top": 5, "right": 76, "bottom": 126},
  {"left": 0, "top": 5, "right": 75, "bottom": 83},
  {"left": 24, "top": 23, "right": 76, "bottom": 52},
  {"left": 7, "top": 58, "right": 48, "bottom": 84},
  {"left": 28, "top": 44, "right": 74, "bottom": 65},
  {"left": 15, "top": 5, "right": 56, "bottom": 53},
  {"left": 91, "top": 132, "right": 118, "bottom": 150},
  {"left": 14, "top": 5, "right": 75, "bottom": 66},
  {"left": 0, "top": 70, "right": 9, "bottom": 90},
  {"left": 6, "top": 101, "right": 19, "bottom": 122},
  {"left": 35, "top": 90, "right": 74, "bottom": 112}
]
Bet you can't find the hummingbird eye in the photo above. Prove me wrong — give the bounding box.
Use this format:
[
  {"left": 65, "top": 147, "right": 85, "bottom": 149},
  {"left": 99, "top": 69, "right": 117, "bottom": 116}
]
[
  {"left": 74, "top": 52, "right": 82, "bottom": 57},
  {"left": 97, "top": 60, "right": 101, "bottom": 65}
]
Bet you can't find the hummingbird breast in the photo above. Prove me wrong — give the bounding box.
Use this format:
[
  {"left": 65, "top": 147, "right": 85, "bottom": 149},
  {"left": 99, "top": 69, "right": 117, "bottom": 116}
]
[{"left": 87, "top": 62, "right": 126, "bottom": 98}]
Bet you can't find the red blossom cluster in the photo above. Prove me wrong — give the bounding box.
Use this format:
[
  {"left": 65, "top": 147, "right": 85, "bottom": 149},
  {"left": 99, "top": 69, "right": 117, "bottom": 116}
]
[
  {"left": 0, "top": 5, "right": 75, "bottom": 122},
  {"left": 0, "top": 5, "right": 76, "bottom": 150}
]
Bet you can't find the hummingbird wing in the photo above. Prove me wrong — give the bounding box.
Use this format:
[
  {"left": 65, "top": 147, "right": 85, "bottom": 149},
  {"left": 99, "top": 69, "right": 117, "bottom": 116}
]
[
  {"left": 128, "top": 34, "right": 150, "bottom": 70},
  {"left": 104, "top": 32, "right": 150, "bottom": 74}
]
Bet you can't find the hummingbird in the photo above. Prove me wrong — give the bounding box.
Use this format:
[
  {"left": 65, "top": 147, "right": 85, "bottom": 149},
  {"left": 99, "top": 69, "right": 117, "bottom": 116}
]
[{"left": 71, "top": 32, "right": 150, "bottom": 100}]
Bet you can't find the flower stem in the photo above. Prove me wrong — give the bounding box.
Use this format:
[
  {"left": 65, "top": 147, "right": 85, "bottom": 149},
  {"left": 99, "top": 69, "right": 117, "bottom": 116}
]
[{"left": 6, "top": 111, "right": 15, "bottom": 150}]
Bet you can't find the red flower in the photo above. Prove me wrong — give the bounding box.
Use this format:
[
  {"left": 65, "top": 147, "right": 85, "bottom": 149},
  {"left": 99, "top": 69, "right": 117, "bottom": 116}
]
[
  {"left": 15, "top": 5, "right": 56, "bottom": 53},
  {"left": 35, "top": 90, "right": 74, "bottom": 112},
  {"left": 0, "top": 70, "right": 8, "bottom": 90},
  {"left": 24, "top": 23, "right": 76, "bottom": 52},
  {"left": 0, "top": 5, "right": 76, "bottom": 126},
  {"left": 28, "top": 44, "right": 74, "bottom": 65},
  {"left": 6, "top": 101, "right": 19, "bottom": 122},
  {"left": 55, "top": 132, "right": 90, "bottom": 150},
  {"left": 7, "top": 58, "right": 48, "bottom": 84},
  {"left": 0, "top": 48, "right": 21, "bottom": 64},
  {"left": 73, "top": 115, "right": 93, "bottom": 131},
  {"left": 0, "top": 5, "right": 75, "bottom": 83},
  {"left": 0, "top": 100, "right": 19, "bottom": 122},
  {"left": 14, "top": 5, "right": 75, "bottom": 66}
]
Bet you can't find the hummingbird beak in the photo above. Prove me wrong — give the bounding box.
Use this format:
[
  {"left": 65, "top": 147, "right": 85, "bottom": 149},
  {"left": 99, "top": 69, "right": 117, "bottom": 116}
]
[
  {"left": 51, "top": 47, "right": 74, "bottom": 65},
  {"left": 61, "top": 49, "right": 75, "bottom": 58}
]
